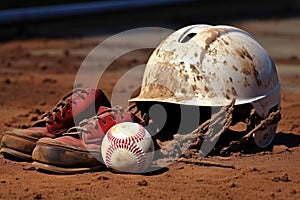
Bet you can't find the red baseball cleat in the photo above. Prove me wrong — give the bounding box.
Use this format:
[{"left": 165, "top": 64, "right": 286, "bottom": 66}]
[
  {"left": 0, "top": 88, "right": 111, "bottom": 160},
  {"left": 32, "top": 106, "right": 139, "bottom": 174}
]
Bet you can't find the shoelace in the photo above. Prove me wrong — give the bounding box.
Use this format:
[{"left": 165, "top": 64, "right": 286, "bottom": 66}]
[
  {"left": 41, "top": 88, "right": 89, "bottom": 125},
  {"left": 67, "top": 106, "right": 126, "bottom": 135}
]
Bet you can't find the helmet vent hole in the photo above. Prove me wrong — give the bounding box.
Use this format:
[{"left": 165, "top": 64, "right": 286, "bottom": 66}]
[{"left": 179, "top": 33, "right": 197, "bottom": 43}]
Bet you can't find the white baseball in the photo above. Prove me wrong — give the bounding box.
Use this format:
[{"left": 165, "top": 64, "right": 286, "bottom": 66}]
[{"left": 101, "top": 122, "right": 154, "bottom": 173}]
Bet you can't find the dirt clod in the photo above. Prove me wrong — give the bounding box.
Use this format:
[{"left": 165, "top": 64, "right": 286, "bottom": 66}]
[
  {"left": 96, "top": 176, "right": 109, "bottom": 180},
  {"left": 272, "top": 173, "right": 291, "bottom": 182},
  {"left": 34, "top": 193, "right": 42, "bottom": 200},
  {"left": 138, "top": 180, "right": 148, "bottom": 186},
  {"left": 229, "top": 182, "right": 237, "bottom": 188}
]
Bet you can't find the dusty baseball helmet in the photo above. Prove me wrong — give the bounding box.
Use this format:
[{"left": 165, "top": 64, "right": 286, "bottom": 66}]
[{"left": 130, "top": 25, "right": 280, "bottom": 149}]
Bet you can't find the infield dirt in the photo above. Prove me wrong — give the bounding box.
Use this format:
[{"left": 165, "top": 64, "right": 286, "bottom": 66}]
[{"left": 0, "top": 17, "right": 299, "bottom": 200}]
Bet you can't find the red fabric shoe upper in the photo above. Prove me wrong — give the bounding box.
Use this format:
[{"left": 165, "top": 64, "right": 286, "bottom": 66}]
[
  {"left": 32, "top": 88, "right": 111, "bottom": 136},
  {"left": 65, "top": 106, "right": 137, "bottom": 149}
]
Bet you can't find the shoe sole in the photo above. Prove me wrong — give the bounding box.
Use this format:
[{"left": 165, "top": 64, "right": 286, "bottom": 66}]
[
  {"left": 1, "top": 133, "right": 36, "bottom": 160},
  {"left": 0, "top": 147, "right": 32, "bottom": 160},
  {"left": 32, "top": 161, "right": 105, "bottom": 174},
  {"left": 32, "top": 140, "right": 106, "bottom": 174}
]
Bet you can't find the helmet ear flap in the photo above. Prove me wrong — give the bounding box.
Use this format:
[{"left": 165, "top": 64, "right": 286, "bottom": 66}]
[
  {"left": 252, "top": 124, "right": 277, "bottom": 149},
  {"left": 249, "top": 104, "right": 281, "bottom": 148},
  {"left": 211, "top": 101, "right": 281, "bottom": 154}
]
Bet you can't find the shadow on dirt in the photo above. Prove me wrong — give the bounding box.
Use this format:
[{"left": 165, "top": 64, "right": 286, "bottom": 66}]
[
  {"left": 273, "top": 132, "right": 300, "bottom": 148},
  {"left": 236, "top": 132, "right": 300, "bottom": 155},
  {"left": 107, "top": 166, "right": 169, "bottom": 176},
  {"left": 1, "top": 152, "right": 32, "bottom": 162}
]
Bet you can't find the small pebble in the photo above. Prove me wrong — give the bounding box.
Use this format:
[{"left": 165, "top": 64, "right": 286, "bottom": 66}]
[
  {"left": 229, "top": 182, "right": 237, "bottom": 188},
  {"left": 138, "top": 180, "right": 148, "bottom": 186},
  {"left": 96, "top": 176, "right": 109, "bottom": 180}
]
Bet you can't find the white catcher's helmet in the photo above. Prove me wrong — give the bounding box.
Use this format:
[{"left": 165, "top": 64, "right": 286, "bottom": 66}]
[{"left": 130, "top": 25, "right": 280, "bottom": 149}]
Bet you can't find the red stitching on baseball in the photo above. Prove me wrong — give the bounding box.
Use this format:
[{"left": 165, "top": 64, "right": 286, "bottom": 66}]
[
  {"left": 105, "top": 142, "right": 117, "bottom": 169},
  {"left": 105, "top": 139, "right": 147, "bottom": 171},
  {"left": 107, "top": 123, "right": 146, "bottom": 146},
  {"left": 115, "top": 141, "right": 146, "bottom": 171}
]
